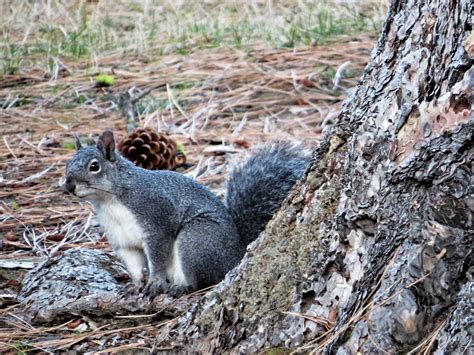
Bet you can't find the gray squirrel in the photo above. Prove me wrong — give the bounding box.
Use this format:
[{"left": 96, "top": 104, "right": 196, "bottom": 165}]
[{"left": 63, "top": 131, "right": 309, "bottom": 296}]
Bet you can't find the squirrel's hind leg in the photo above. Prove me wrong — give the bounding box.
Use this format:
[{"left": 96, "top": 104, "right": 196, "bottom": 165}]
[
  {"left": 174, "top": 219, "right": 244, "bottom": 291},
  {"left": 142, "top": 237, "right": 195, "bottom": 298},
  {"left": 142, "top": 238, "right": 174, "bottom": 297}
]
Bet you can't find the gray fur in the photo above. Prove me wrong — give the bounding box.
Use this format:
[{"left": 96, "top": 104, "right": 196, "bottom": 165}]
[
  {"left": 225, "top": 142, "right": 310, "bottom": 246},
  {"left": 64, "top": 132, "right": 309, "bottom": 295}
]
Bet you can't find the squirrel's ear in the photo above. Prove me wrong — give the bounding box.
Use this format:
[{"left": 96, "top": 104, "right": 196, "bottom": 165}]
[
  {"left": 74, "top": 134, "right": 82, "bottom": 150},
  {"left": 97, "top": 131, "right": 116, "bottom": 162}
]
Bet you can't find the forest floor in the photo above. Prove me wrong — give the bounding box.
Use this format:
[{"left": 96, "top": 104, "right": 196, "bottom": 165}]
[{"left": 0, "top": 1, "right": 387, "bottom": 352}]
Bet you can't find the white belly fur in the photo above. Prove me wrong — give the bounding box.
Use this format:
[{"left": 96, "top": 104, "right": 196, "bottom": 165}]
[
  {"left": 166, "top": 241, "right": 189, "bottom": 286},
  {"left": 96, "top": 199, "right": 188, "bottom": 287},
  {"left": 96, "top": 199, "right": 145, "bottom": 250}
]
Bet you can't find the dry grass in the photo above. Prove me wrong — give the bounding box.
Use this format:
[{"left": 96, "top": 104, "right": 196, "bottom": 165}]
[
  {"left": 0, "top": 0, "right": 389, "bottom": 352},
  {"left": 0, "top": 0, "right": 388, "bottom": 73}
]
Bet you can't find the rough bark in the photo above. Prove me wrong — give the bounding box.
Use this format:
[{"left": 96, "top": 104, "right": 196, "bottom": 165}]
[
  {"left": 17, "top": 248, "right": 191, "bottom": 324},
  {"left": 159, "top": 0, "right": 473, "bottom": 353}
]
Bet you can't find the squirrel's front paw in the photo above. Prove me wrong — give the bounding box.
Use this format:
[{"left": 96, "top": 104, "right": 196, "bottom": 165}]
[
  {"left": 142, "top": 278, "right": 170, "bottom": 298},
  {"left": 168, "top": 284, "right": 193, "bottom": 298},
  {"left": 118, "top": 282, "right": 143, "bottom": 298},
  {"left": 125, "top": 282, "right": 143, "bottom": 295}
]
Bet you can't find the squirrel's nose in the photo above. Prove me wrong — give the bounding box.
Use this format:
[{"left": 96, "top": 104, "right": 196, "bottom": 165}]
[{"left": 64, "top": 177, "right": 76, "bottom": 194}]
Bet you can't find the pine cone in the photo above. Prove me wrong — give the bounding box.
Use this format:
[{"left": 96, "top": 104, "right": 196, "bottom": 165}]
[{"left": 118, "top": 128, "right": 185, "bottom": 170}]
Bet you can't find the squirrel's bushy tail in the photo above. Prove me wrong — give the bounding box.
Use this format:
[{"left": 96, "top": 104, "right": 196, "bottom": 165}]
[{"left": 225, "top": 143, "right": 310, "bottom": 246}]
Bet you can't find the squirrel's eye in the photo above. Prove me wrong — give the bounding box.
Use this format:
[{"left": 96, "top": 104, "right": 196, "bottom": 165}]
[{"left": 89, "top": 160, "right": 101, "bottom": 173}]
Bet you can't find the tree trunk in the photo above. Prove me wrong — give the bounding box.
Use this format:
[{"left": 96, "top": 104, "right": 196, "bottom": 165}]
[{"left": 164, "top": 0, "right": 473, "bottom": 353}]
